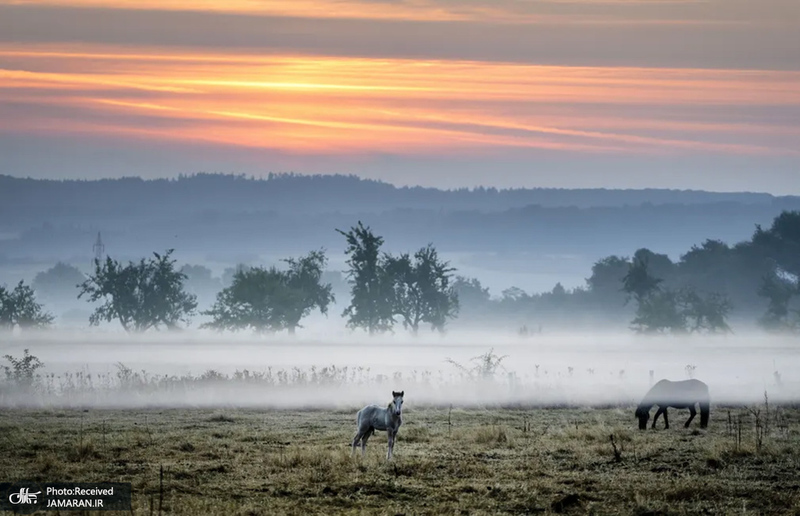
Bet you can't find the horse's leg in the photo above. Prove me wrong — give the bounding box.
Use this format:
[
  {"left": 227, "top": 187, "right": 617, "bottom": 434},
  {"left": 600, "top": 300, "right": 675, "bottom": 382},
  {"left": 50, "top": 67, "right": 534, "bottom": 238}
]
[
  {"left": 652, "top": 407, "right": 664, "bottom": 429},
  {"left": 361, "top": 429, "right": 372, "bottom": 457},
  {"left": 663, "top": 408, "right": 669, "bottom": 429},
  {"left": 700, "top": 401, "right": 710, "bottom": 429},
  {"left": 685, "top": 406, "right": 697, "bottom": 428},
  {"left": 352, "top": 430, "right": 363, "bottom": 456},
  {"left": 387, "top": 430, "right": 394, "bottom": 460}
]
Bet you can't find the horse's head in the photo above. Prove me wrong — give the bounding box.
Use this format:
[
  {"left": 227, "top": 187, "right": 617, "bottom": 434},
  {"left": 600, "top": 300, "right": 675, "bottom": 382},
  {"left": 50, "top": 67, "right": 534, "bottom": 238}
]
[
  {"left": 391, "top": 391, "right": 404, "bottom": 416},
  {"left": 635, "top": 405, "right": 650, "bottom": 430}
]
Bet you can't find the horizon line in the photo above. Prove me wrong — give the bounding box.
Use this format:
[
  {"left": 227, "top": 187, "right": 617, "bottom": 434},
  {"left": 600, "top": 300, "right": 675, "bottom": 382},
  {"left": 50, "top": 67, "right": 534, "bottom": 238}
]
[{"left": 0, "top": 172, "right": 790, "bottom": 198}]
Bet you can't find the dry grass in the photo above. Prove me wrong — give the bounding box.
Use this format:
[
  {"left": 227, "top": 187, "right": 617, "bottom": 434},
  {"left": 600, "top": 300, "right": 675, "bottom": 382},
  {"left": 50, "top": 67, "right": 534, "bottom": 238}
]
[{"left": 1, "top": 405, "right": 799, "bottom": 515}]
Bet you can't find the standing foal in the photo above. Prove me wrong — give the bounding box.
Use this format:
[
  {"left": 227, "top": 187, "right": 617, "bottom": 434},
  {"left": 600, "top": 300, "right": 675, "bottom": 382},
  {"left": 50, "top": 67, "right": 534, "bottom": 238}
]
[{"left": 352, "top": 391, "right": 404, "bottom": 460}]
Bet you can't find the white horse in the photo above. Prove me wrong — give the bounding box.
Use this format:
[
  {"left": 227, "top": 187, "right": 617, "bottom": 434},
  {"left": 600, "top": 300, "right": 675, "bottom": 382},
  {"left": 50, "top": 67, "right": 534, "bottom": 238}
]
[
  {"left": 351, "top": 390, "right": 404, "bottom": 460},
  {"left": 635, "top": 379, "right": 710, "bottom": 430}
]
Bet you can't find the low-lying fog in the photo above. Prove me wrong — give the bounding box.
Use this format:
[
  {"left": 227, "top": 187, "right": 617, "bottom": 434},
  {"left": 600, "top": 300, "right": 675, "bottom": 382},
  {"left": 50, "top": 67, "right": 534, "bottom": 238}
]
[{"left": 1, "top": 330, "right": 796, "bottom": 410}]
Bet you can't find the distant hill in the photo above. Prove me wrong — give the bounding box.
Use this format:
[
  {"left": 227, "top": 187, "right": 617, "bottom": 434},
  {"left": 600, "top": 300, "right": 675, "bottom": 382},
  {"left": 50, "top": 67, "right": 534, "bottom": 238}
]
[
  {"left": 1, "top": 173, "right": 799, "bottom": 267},
  {"left": 0, "top": 173, "right": 791, "bottom": 224}
]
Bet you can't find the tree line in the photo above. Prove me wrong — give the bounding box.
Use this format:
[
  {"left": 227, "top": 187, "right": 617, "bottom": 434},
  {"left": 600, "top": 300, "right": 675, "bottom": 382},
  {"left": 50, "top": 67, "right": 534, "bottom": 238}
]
[
  {"left": 450, "top": 211, "right": 800, "bottom": 334},
  {"left": 3, "top": 212, "right": 800, "bottom": 336},
  {"left": 4, "top": 172, "right": 780, "bottom": 218},
  {"left": 6, "top": 175, "right": 798, "bottom": 268},
  {"left": 1, "top": 222, "right": 459, "bottom": 335}
]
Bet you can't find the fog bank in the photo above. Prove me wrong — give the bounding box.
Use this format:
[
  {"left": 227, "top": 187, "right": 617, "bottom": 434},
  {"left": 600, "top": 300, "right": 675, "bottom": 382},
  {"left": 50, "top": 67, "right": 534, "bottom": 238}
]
[{"left": 0, "top": 331, "right": 796, "bottom": 409}]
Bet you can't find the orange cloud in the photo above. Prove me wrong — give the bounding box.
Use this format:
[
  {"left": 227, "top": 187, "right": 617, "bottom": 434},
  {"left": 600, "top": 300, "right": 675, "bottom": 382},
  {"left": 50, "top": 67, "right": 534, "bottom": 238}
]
[
  {"left": 0, "top": 0, "right": 765, "bottom": 25},
  {"left": 1, "top": 45, "right": 798, "bottom": 157},
  {"left": 1, "top": 0, "right": 538, "bottom": 23}
]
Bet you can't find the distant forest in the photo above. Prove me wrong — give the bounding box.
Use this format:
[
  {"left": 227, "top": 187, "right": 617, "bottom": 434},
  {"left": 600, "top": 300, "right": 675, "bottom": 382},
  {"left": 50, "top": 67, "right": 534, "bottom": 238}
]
[
  {"left": 1, "top": 173, "right": 799, "bottom": 264},
  {"left": 5, "top": 206, "right": 800, "bottom": 335},
  {"left": 455, "top": 209, "right": 800, "bottom": 333},
  {"left": 1, "top": 172, "right": 790, "bottom": 215}
]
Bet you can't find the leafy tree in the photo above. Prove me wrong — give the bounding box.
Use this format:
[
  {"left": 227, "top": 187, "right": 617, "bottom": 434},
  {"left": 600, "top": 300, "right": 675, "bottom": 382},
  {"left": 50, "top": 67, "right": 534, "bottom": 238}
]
[
  {"left": 680, "top": 288, "right": 733, "bottom": 334},
  {"left": 386, "top": 244, "right": 459, "bottom": 334},
  {"left": 221, "top": 264, "right": 252, "bottom": 288},
  {"left": 633, "top": 248, "right": 675, "bottom": 283},
  {"left": 627, "top": 277, "right": 733, "bottom": 335},
  {"left": 679, "top": 240, "right": 730, "bottom": 275},
  {"left": 752, "top": 212, "right": 800, "bottom": 329},
  {"left": 0, "top": 281, "right": 54, "bottom": 331},
  {"left": 752, "top": 211, "right": 800, "bottom": 277},
  {"left": 78, "top": 249, "right": 197, "bottom": 332},
  {"left": 757, "top": 269, "right": 799, "bottom": 331},
  {"left": 279, "top": 250, "right": 335, "bottom": 334},
  {"left": 31, "top": 262, "right": 86, "bottom": 306},
  {"left": 385, "top": 253, "right": 416, "bottom": 330},
  {"left": 201, "top": 251, "right": 334, "bottom": 335},
  {"left": 622, "top": 253, "right": 663, "bottom": 306},
  {"left": 201, "top": 266, "right": 287, "bottom": 334},
  {"left": 336, "top": 222, "right": 395, "bottom": 334},
  {"left": 491, "top": 286, "right": 535, "bottom": 324},
  {"left": 452, "top": 276, "right": 490, "bottom": 311},
  {"left": 623, "top": 253, "right": 691, "bottom": 334},
  {"left": 500, "top": 286, "right": 529, "bottom": 303},
  {"left": 539, "top": 283, "right": 569, "bottom": 313},
  {"left": 630, "top": 288, "right": 685, "bottom": 334},
  {"left": 587, "top": 255, "right": 630, "bottom": 299}
]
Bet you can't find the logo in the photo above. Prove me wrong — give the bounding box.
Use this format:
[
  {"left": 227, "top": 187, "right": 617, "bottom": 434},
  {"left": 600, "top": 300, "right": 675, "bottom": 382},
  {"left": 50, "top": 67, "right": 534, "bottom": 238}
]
[
  {"left": 9, "top": 487, "right": 41, "bottom": 505},
  {"left": 1, "top": 482, "right": 131, "bottom": 512}
]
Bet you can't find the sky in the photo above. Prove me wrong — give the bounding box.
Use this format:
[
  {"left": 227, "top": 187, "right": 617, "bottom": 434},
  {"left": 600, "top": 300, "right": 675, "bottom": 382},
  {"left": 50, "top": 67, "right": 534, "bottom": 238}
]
[{"left": 1, "top": 0, "right": 799, "bottom": 193}]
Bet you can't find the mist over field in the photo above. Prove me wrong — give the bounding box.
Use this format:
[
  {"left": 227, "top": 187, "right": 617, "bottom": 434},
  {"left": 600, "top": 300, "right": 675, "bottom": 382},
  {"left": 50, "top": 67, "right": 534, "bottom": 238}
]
[
  {"left": 2, "top": 330, "right": 795, "bottom": 410},
  {"left": 2, "top": 175, "right": 800, "bottom": 415}
]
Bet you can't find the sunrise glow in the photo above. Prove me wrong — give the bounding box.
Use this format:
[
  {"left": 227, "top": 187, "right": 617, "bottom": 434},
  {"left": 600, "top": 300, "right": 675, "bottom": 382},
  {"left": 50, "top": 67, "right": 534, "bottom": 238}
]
[
  {"left": 1, "top": 0, "right": 797, "bottom": 189},
  {"left": 2, "top": 45, "right": 799, "bottom": 158}
]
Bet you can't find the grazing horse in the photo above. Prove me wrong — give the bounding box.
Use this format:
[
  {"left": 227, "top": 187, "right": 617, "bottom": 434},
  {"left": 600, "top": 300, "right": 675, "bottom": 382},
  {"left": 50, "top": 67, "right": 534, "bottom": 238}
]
[
  {"left": 635, "top": 379, "right": 710, "bottom": 430},
  {"left": 352, "top": 391, "right": 404, "bottom": 460}
]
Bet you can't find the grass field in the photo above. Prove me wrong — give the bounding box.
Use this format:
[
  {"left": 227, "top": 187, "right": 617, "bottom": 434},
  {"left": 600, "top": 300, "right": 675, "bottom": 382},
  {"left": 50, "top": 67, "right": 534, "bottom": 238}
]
[{"left": 2, "top": 404, "right": 799, "bottom": 515}]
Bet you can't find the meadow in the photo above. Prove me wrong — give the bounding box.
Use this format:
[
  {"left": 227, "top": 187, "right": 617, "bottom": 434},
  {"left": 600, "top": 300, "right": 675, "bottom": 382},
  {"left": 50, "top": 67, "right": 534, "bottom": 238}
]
[
  {"left": 1, "top": 332, "right": 799, "bottom": 514},
  {"left": 1, "top": 404, "right": 799, "bottom": 515}
]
